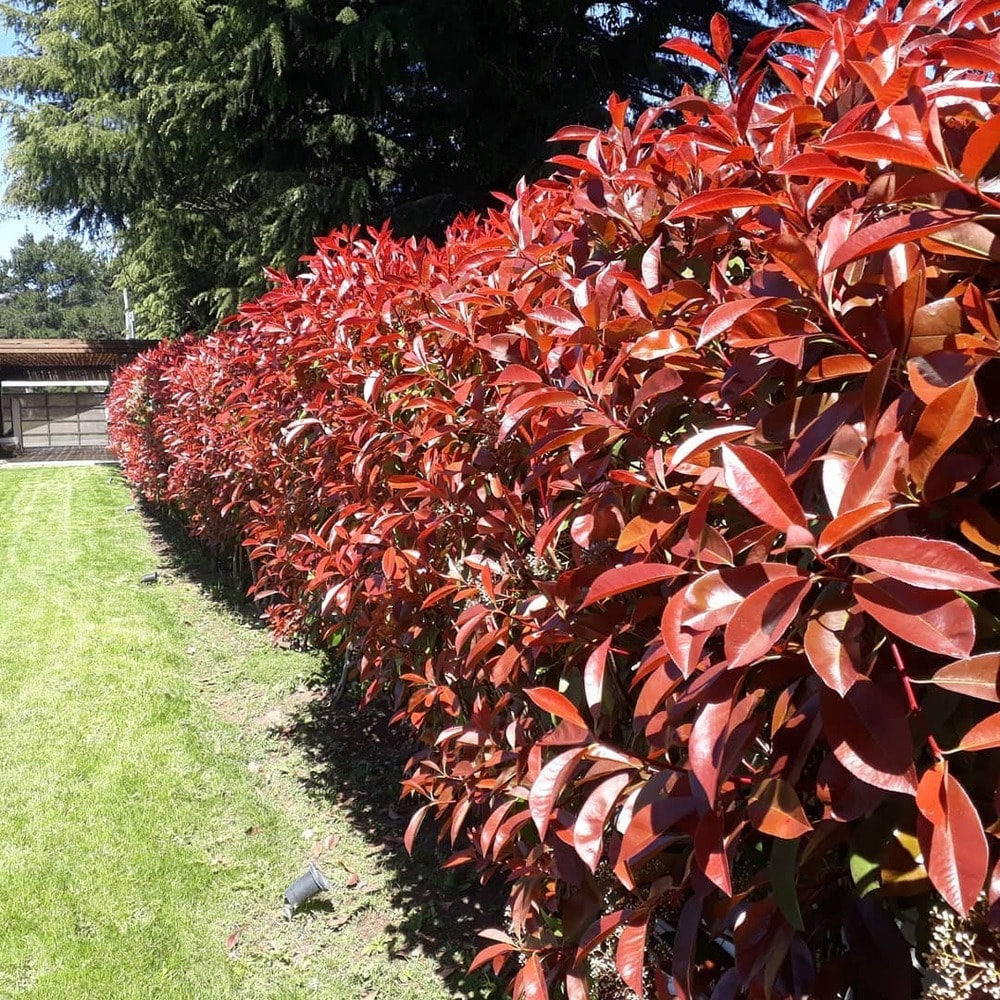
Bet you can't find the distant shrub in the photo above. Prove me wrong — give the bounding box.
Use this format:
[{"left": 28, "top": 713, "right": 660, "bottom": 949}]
[{"left": 109, "top": 2, "right": 1000, "bottom": 995}]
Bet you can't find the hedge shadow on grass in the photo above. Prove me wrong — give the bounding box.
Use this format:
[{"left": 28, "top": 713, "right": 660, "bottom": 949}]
[{"left": 130, "top": 486, "right": 505, "bottom": 1000}]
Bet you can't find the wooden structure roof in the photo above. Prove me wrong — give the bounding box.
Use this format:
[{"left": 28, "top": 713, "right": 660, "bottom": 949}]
[{"left": 0, "top": 339, "right": 153, "bottom": 383}]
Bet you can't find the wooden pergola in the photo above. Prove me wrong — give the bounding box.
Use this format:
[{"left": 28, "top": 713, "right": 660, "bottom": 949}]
[{"left": 0, "top": 339, "right": 154, "bottom": 448}]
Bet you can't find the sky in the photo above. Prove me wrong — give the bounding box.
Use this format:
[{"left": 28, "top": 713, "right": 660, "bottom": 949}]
[{"left": 0, "top": 26, "right": 67, "bottom": 258}]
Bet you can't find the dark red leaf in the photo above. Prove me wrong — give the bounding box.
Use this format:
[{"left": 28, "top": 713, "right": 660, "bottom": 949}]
[
  {"left": 580, "top": 562, "right": 684, "bottom": 608},
  {"left": 847, "top": 536, "right": 997, "bottom": 592},
  {"left": 928, "top": 653, "right": 1000, "bottom": 702},
  {"left": 956, "top": 710, "right": 1000, "bottom": 752},
  {"left": 747, "top": 777, "right": 813, "bottom": 838},
  {"left": 821, "top": 132, "right": 939, "bottom": 171},
  {"left": 525, "top": 688, "right": 591, "bottom": 732},
  {"left": 721, "top": 444, "right": 811, "bottom": 541},
  {"left": 528, "top": 748, "right": 586, "bottom": 842},
  {"left": 821, "top": 680, "right": 917, "bottom": 795},
  {"left": 852, "top": 576, "right": 975, "bottom": 659},
  {"left": 615, "top": 912, "right": 649, "bottom": 998},
  {"left": 916, "top": 764, "right": 988, "bottom": 914},
  {"left": 804, "top": 599, "right": 863, "bottom": 695},
  {"left": 724, "top": 575, "right": 812, "bottom": 669},
  {"left": 827, "top": 210, "right": 975, "bottom": 271},
  {"left": 573, "top": 773, "right": 631, "bottom": 872},
  {"left": 909, "top": 378, "right": 978, "bottom": 489}
]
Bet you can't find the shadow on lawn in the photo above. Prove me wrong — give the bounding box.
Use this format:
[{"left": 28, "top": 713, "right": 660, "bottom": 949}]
[{"left": 133, "top": 492, "right": 506, "bottom": 999}]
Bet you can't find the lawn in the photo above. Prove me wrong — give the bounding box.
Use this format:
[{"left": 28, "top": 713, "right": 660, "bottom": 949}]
[{"left": 0, "top": 466, "right": 498, "bottom": 999}]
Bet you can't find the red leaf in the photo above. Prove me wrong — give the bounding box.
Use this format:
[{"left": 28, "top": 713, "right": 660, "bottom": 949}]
[
  {"left": 660, "top": 36, "right": 722, "bottom": 72},
  {"left": 909, "top": 378, "right": 978, "bottom": 489},
  {"left": 928, "top": 654, "right": 1000, "bottom": 702},
  {"left": 827, "top": 210, "right": 975, "bottom": 271},
  {"left": 961, "top": 114, "right": 1000, "bottom": 182},
  {"left": 821, "top": 679, "right": 917, "bottom": 795},
  {"left": 584, "top": 635, "right": 612, "bottom": 717},
  {"left": 529, "top": 748, "right": 586, "bottom": 842},
  {"left": 580, "top": 562, "right": 684, "bottom": 608},
  {"left": 772, "top": 151, "right": 869, "bottom": 184},
  {"left": 514, "top": 954, "right": 549, "bottom": 1000},
  {"left": 747, "top": 777, "right": 812, "bottom": 839},
  {"left": 957, "top": 710, "right": 1000, "bottom": 752},
  {"left": 668, "top": 189, "right": 785, "bottom": 220},
  {"left": 689, "top": 673, "right": 739, "bottom": 805},
  {"left": 804, "top": 599, "right": 864, "bottom": 695},
  {"left": 667, "top": 424, "right": 755, "bottom": 473},
  {"left": 817, "top": 501, "right": 894, "bottom": 555},
  {"left": 694, "top": 808, "right": 732, "bottom": 894},
  {"left": 615, "top": 912, "right": 649, "bottom": 998},
  {"left": 525, "top": 688, "right": 591, "bottom": 732},
  {"left": 469, "top": 942, "right": 515, "bottom": 974},
  {"left": 698, "top": 297, "right": 788, "bottom": 350},
  {"left": 853, "top": 576, "right": 975, "bottom": 659},
  {"left": 916, "top": 764, "right": 988, "bottom": 914},
  {"left": 847, "top": 537, "right": 997, "bottom": 592},
  {"left": 710, "top": 13, "right": 732, "bottom": 62},
  {"left": 573, "top": 772, "right": 631, "bottom": 872},
  {"left": 839, "top": 433, "right": 908, "bottom": 512},
  {"left": 821, "top": 132, "right": 939, "bottom": 171},
  {"left": 721, "top": 444, "right": 811, "bottom": 541},
  {"left": 724, "top": 575, "right": 812, "bottom": 669}
]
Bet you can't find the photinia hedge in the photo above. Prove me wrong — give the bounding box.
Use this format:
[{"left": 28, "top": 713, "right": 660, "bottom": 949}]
[{"left": 110, "top": 1, "right": 1000, "bottom": 995}]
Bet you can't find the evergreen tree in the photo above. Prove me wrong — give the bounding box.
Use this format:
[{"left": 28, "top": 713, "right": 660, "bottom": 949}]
[{"left": 0, "top": 232, "right": 121, "bottom": 338}]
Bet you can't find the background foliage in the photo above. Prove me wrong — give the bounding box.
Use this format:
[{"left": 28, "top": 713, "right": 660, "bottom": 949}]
[
  {"left": 110, "top": 1, "right": 1000, "bottom": 997},
  {"left": 0, "top": 232, "right": 120, "bottom": 337},
  {"left": 0, "top": 0, "right": 785, "bottom": 339}
]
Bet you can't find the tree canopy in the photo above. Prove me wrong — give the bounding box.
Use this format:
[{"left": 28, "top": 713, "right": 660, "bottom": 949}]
[
  {"left": 0, "top": 232, "right": 121, "bottom": 338},
  {"left": 0, "top": 0, "right": 786, "bottom": 338}
]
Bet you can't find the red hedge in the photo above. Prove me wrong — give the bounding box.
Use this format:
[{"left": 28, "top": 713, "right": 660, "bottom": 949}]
[{"left": 109, "top": 2, "right": 1000, "bottom": 996}]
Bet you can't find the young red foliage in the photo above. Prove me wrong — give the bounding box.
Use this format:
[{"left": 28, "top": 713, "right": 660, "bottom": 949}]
[{"left": 108, "top": 2, "right": 1000, "bottom": 995}]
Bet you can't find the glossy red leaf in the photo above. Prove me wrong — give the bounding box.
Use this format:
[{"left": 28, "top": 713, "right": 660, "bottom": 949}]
[
  {"left": 956, "top": 710, "right": 1000, "bottom": 752},
  {"left": 827, "top": 210, "right": 975, "bottom": 271},
  {"left": 689, "top": 673, "right": 739, "bottom": 805},
  {"left": 909, "top": 378, "right": 978, "bottom": 489},
  {"left": 721, "top": 444, "right": 810, "bottom": 541},
  {"left": 710, "top": 12, "right": 733, "bottom": 62},
  {"left": 580, "top": 563, "right": 683, "bottom": 608},
  {"left": 528, "top": 748, "right": 586, "bottom": 842},
  {"left": 916, "top": 764, "right": 988, "bottom": 914},
  {"left": 615, "top": 912, "right": 649, "bottom": 998},
  {"left": 660, "top": 36, "right": 722, "bottom": 72},
  {"left": 961, "top": 114, "right": 1000, "bottom": 181},
  {"left": 724, "top": 575, "right": 812, "bottom": 669},
  {"left": 667, "top": 424, "right": 755, "bottom": 473},
  {"left": 747, "top": 777, "right": 813, "bottom": 838},
  {"left": 694, "top": 808, "right": 732, "bottom": 895},
  {"left": 573, "top": 772, "right": 631, "bottom": 872},
  {"left": 668, "top": 189, "right": 785, "bottom": 220},
  {"left": 847, "top": 536, "right": 997, "bottom": 592},
  {"left": 514, "top": 954, "right": 549, "bottom": 1000},
  {"left": 928, "top": 653, "right": 1000, "bottom": 702},
  {"left": 817, "top": 501, "right": 894, "bottom": 555},
  {"left": 804, "top": 600, "right": 863, "bottom": 695},
  {"left": 821, "top": 132, "right": 939, "bottom": 171},
  {"left": 821, "top": 680, "right": 917, "bottom": 795},
  {"left": 525, "top": 688, "right": 591, "bottom": 732},
  {"left": 852, "top": 576, "right": 975, "bottom": 659},
  {"left": 839, "top": 433, "right": 909, "bottom": 513}
]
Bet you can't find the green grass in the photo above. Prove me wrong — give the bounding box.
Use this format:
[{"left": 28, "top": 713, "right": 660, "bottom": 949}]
[{"left": 0, "top": 467, "right": 498, "bottom": 999}]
